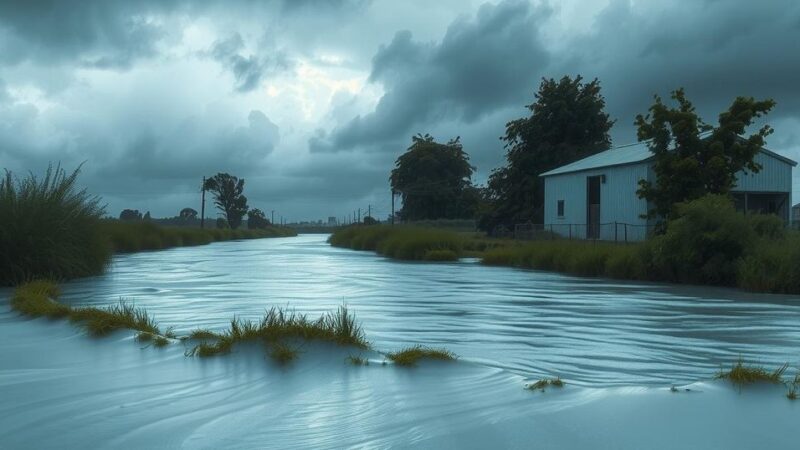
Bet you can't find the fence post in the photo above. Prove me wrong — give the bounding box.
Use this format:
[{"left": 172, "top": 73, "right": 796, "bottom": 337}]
[
  {"left": 614, "top": 221, "right": 618, "bottom": 243},
  {"left": 569, "top": 223, "right": 572, "bottom": 240},
  {"left": 624, "top": 223, "right": 628, "bottom": 243}
]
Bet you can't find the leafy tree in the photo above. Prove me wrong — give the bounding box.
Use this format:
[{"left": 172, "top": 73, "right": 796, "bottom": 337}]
[
  {"left": 216, "top": 217, "right": 228, "bottom": 229},
  {"left": 203, "top": 173, "right": 249, "bottom": 229},
  {"left": 362, "top": 216, "right": 378, "bottom": 225},
  {"left": 119, "top": 209, "right": 142, "bottom": 221},
  {"left": 481, "top": 75, "right": 614, "bottom": 231},
  {"left": 247, "top": 208, "right": 270, "bottom": 229},
  {"left": 143, "top": 211, "right": 151, "bottom": 221},
  {"left": 636, "top": 88, "right": 776, "bottom": 223},
  {"left": 180, "top": 207, "right": 198, "bottom": 220},
  {"left": 390, "top": 134, "right": 479, "bottom": 221}
]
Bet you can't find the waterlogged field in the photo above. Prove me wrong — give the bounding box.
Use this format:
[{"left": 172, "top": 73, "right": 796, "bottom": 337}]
[{"left": 2, "top": 234, "right": 800, "bottom": 448}]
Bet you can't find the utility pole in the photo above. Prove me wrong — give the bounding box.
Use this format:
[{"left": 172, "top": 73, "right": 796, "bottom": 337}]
[
  {"left": 200, "top": 176, "right": 206, "bottom": 229},
  {"left": 368, "top": 204, "right": 371, "bottom": 219},
  {"left": 271, "top": 210, "right": 274, "bottom": 225},
  {"left": 391, "top": 190, "right": 395, "bottom": 226},
  {"left": 358, "top": 208, "right": 361, "bottom": 223}
]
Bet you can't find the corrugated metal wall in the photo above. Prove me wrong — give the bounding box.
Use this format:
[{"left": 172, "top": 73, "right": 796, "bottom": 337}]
[
  {"left": 733, "top": 152, "right": 793, "bottom": 193},
  {"left": 543, "top": 151, "right": 794, "bottom": 241},
  {"left": 544, "top": 162, "right": 650, "bottom": 241}
]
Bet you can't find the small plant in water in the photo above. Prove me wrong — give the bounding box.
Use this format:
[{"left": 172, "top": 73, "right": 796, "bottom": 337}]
[
  {"left": 715, "top": 358, "right": 788, "bottom": 388},
  {"left": 787, "top": 386, "right": 798, "bottom": 401},
  {"left": 347, "top": 355, "right": 369, "bottom": 366},
  {"left": 525, "top": 378, "right": 565, "bottom": 391},
  {"left": 386, "top": 345, "right": 456, "bottom": 367},
  {"left": 269, "top": 342, "right": 299, "bottom": 365}
]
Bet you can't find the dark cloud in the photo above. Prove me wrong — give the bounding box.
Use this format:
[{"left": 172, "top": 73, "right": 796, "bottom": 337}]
[
  {"left": 0, "top": 0, "right": 173, "bottom": 68},
  {"left": 209, "top": 33, "right": 292, "bottom": 92},
  {"left": 312, "top": 0, "right": 551, "bottom": 152}
]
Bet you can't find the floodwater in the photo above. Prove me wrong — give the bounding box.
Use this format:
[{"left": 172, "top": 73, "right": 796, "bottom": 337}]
[{"left": 2, "top": 234, "right": 800, "bottom": 449}]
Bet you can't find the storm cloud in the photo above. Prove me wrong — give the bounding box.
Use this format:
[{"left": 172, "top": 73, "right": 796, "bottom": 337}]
[{"left": 1, "top": 0, "right": 799, "bottom": 220}]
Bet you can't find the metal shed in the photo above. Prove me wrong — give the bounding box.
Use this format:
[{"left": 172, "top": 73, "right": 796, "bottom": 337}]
[{"left": 541, "top": 140, "right": 797, "bottom": 241}]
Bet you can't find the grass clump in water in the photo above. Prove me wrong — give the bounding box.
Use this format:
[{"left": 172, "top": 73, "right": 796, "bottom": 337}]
[
  {"left": 11, "top": 280, "right": 70, "bottom": 318},
  {"left": 525, "top": 377, "right": 565, "bottom": 391},
  {"left": 715, "top": 359, "right": 788, "bottom": 387},
  {"left": 188, "top": 305, "right": 369, "bottom": 358},
  {"left": 346, "top": 355, "right": 369, "bottom": 366},
  {"left": 69, "top": 301, "right": 160, "bottom": 337},
  {"left": 187, "top": 328, "right": 220, "bottom": 340},
  {"left": 386, "top": 345, "right": 456, "bottom": 366}
]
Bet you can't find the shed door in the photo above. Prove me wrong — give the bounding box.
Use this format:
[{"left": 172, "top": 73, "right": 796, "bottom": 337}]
[{"left": 586, "top": 176, "right": 601, "bottom": 239}]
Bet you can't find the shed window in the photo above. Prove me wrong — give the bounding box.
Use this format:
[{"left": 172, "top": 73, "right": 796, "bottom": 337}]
[{"left": 557, "top": 200, "right": 565, "bottom": 218}]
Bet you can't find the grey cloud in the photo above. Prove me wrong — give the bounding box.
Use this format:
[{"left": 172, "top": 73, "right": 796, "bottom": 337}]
[
  {"left": 209, "top": 33, "right": 293, "bottom": 92},
  {"left": 314, "top": 0, "right": 551, "bottom": 152}
]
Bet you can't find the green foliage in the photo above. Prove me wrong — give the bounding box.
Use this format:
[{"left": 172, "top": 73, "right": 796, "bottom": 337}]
[
  {"left": 390, "top": 134, "right": 479, "bottom": 221},
  {"left": 204, "top": 173, "right": 249, "bottom": 229},
  {"left": 269, "top": 343, "right": 299, "bottom": 365},
  {"left": 179, "top": 207, "right": 198, "bottom": 220},
  {"left": 386, "top": 345, "right": 456, "bottom": 366},
  {"left": 0, "top": 164, "right": 111, "bottom": 286},
  {"left": 481, "top": 75, "right": 614, "bottom": 231},
  {"left": 423, "top": 249, "right": 458, "bottom": 261},
  {"left": 642, "top": 195, "right": 759, "bottom": 285},
  {"left": 247, "top": 208, "right": 270, "bottom": 229},
  {"left": 11, "top": 280, "right": 70, "bottom": 318},
  {"left": 737, "top": 233, "right": 800, "bottom": 293},
  {"left": 636, "top": 88, "right": 776, "bottom": 222},
  {"left": 329, "top": 225, "right": 464, "bottom": 260}
]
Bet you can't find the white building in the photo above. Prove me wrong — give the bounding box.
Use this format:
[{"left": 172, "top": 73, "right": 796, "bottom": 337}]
[{"left": 541, "top": 141, "right": 796, "bottom": 241}]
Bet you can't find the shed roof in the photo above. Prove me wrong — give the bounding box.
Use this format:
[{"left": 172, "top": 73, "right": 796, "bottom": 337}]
[{"left": 541, "top": 138, "right": 797, "bottom": 177}]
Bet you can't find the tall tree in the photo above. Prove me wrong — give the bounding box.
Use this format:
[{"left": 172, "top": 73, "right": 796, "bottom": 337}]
[
  {"left": 247, "top": 208, "right": 270, "bottom": 229},
  {"left": 635, "top": 88, "right": 775, "bottom": 223},
  {"left": 480, "top": 75, "right": 614, "bottom": 231},
  {"left": 203, "top": 173, "right": 249, "bottom": 229},
  {"left": 179, "top": 207, "right": 198, "bottom": 220},
  {"left": 390, "top": 134, "right": 479, "bottom": 221}
]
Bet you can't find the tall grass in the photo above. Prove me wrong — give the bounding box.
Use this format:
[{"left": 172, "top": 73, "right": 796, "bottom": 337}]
[
  {"left": 329, "top": 225, "right": 464, "bottom": 261},
  {"left": 482, "top": 240, "right": 647, "bottom": 279},
  {"left": 101, "top": 220, "right": 296, "bottom": 253},
  {"left": 0, "top": 165, "right": 110, "bottom": 286}
]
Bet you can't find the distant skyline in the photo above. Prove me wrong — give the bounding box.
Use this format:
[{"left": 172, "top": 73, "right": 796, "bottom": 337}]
[{"left": 1, "top": 0, "right": 799, "bottom": 221}]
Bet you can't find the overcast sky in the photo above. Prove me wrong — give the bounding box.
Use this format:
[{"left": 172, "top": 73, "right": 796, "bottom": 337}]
[{"left": 2, "top": 0, "right": 799, "bottom": 222}]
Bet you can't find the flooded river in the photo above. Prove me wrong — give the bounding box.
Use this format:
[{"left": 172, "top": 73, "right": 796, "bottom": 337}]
[{"left": 2, "top": 234, "right": 799, "bottom": 448}]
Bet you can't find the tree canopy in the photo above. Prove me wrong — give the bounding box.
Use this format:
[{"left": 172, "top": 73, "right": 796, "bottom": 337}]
[
  {"left": 390, "top": 134, "right": 479, "bottom": 221},
  {"left": 203, "top": 173, "right": 249, "bottom": 229},
  {"left": 179, "top": 207, "right": 198, "bottom": 220},
  {"left": 247, "top": 208, "right": 270, "bottom": 229},
  {"left": 480, "top": 75, "right": 614, "bottom": 231},
  {"left": 635, "top": 88, "right": 776, "bottom": 223}
]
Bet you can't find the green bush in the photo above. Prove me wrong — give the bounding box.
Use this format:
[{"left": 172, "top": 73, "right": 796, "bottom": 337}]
[
  {"left": 737, "top": 234, "right": 800, "bottom": 293},
  {"left": 0, "top": 165, "right": 111, "bottom": 286}
]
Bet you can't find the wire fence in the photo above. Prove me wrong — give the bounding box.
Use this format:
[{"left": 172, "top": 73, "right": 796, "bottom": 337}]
[{"left": 491, "top": 221, "right": 658, "bottom": 243}]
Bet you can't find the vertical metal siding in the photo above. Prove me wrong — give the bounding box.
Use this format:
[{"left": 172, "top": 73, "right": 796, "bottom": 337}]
[
  {"left": 733, "top": 152, "right": 793, "bottom": 193},
  {"left": 544, "top": 162, "right": 650, "bottom": 241}
]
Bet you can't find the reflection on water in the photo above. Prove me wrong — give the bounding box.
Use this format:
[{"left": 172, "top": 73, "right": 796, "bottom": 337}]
[{"left": 55, "top": 234, "right": 800, "bottom": 387}]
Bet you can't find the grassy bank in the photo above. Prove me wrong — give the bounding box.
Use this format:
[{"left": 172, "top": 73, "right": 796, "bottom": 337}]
[
  {"left": 11, "top": 280, "right": 456, "bottom": 367},
  {"left": 0, "top": 164, "right": 295, "bottom": 286},
  {"left": 101, "top": 220, "right": 296, "bottom": 254},
  {"left": 329, "top": 225, "right": 465, "bottom": 261}
]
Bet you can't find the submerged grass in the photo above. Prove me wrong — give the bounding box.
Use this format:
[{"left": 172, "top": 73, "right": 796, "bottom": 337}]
[
  {"left": 715, "top": 359, "right": 788, "bottom": 387},
  {"left": 386, "top": 345, "right": 457, "bottom": 366},
  {"left": 329, "top": 225, "right": 464, "bottom": 261},
  {"left": 525, "top": 377, "right": 565, "bottom": 391},
  {"left": 269, "top": 342, "right": 300, "bottom": 365},
  {"left": 346, "top": 355, "right": 369, "bottom": 366}
]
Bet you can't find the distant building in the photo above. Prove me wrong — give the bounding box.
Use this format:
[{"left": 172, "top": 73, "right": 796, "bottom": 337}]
[
  {"left": 328, "top": 216, "right": 337, "bottom": 226},
  {"left": 542, "top": 140, "right": 797, "bottom": 241}
]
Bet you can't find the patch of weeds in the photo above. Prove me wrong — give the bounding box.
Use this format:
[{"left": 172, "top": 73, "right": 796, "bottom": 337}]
[
  {"left": 70, "top": 300, "right": 160, "bottom": 337},
  {"left": 787, "top": 386, "right": 797, "bottom": 401},
  {"left": 715, "top": 359, "right": 788, "bottom": 387},
  {"left": 525, "top": 378, "right": 565, "bottom": 391},
  {"left": 10, "top": 280, "right": 70, "bottom": 318},
  {"left": 136, "top": 331, "right": 154, "bottom": 342},
  {"left": 347, "top": 355, "right": 369, "bottom": 366},
  {"left": 386, "top": 345, "right": 456, "bottom": 367},
  {"left": 188, "top": 328, "right": 219, "bottom": 340},
  {"left": 153, "top": 336, "right": 170, "bottom": 348},
  {"left": 269, "top": 343, "right": 299, "bottom": 365}
]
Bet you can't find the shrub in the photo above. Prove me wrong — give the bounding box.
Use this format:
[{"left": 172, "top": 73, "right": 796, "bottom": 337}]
[
  {"left": 643, "top": 195, "right": 758, "bottom": 285},
  {"left": 329, "top": 225, "right": 463, "bottom": 261},
  {"left": 0, "top": 164, "right": 111, "bottom": 286}
]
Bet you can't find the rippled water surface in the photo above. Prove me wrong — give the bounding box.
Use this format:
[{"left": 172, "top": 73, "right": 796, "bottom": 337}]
[
  {"left": 58, "top": 234, "right": 800, "bottom": 386},
  {"left": 3, "top": 234, "right": 800, "bottom": 449}
]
